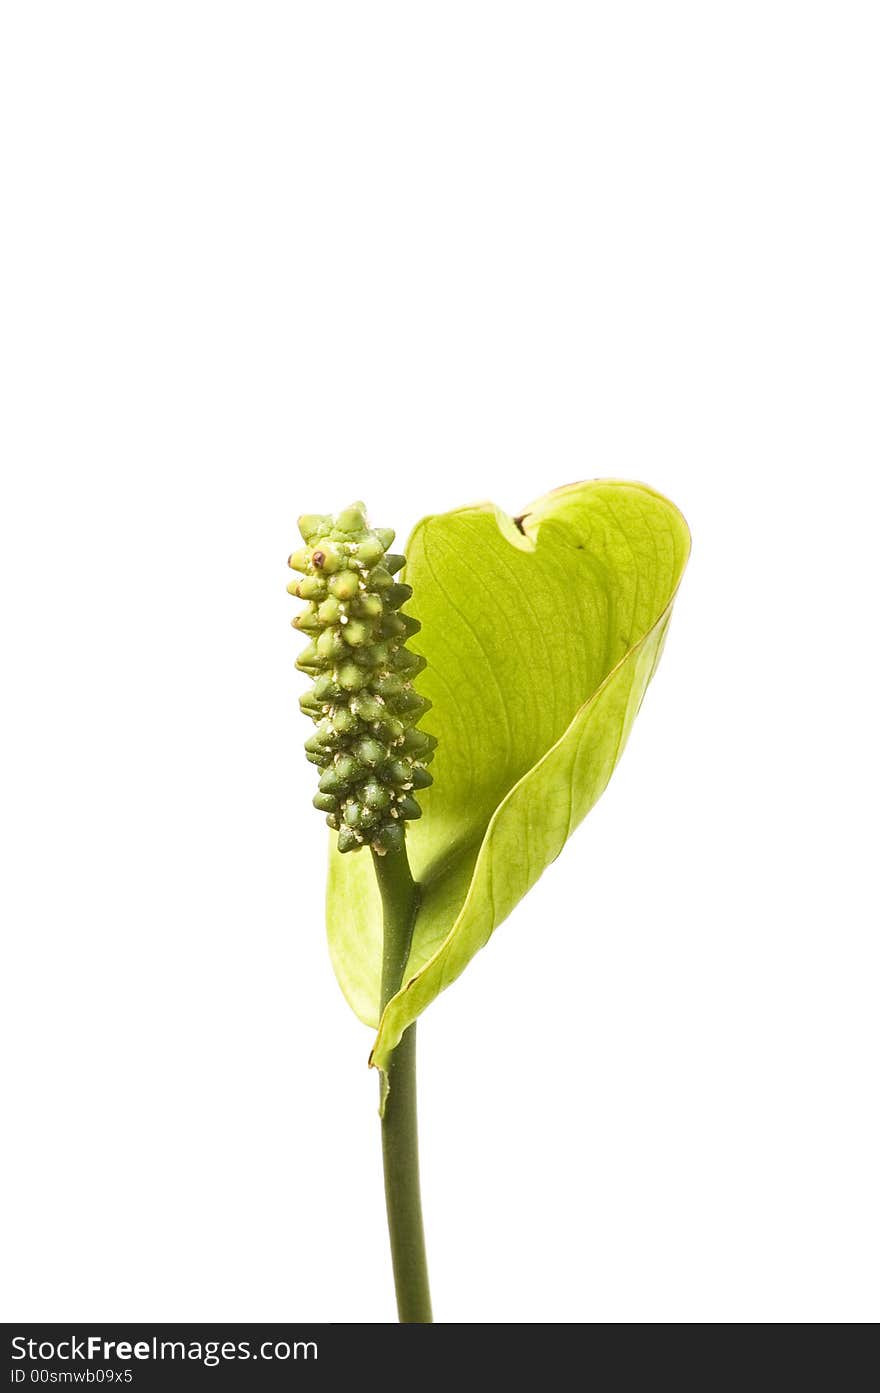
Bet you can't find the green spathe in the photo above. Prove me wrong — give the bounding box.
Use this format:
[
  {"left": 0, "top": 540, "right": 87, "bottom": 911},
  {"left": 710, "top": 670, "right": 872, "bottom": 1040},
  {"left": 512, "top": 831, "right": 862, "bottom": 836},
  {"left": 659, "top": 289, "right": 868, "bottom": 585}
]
[{"left": 326, "top": 479, "right": 690, "bottom": 1074}]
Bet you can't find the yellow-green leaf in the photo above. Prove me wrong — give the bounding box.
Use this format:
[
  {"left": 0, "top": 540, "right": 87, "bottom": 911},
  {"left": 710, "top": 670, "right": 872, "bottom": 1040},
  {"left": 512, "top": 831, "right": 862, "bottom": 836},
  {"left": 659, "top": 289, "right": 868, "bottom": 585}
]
[{"left": 326, "top": 480, "right": 690, "bottom": 1073}]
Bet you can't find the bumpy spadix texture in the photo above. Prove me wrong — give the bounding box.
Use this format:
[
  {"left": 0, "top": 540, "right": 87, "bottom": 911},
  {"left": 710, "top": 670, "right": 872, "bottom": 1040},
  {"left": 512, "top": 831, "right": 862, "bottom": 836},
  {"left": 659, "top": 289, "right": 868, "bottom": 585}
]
[{"left": 289, "top": 504, "right": 435, "bottom": 854}]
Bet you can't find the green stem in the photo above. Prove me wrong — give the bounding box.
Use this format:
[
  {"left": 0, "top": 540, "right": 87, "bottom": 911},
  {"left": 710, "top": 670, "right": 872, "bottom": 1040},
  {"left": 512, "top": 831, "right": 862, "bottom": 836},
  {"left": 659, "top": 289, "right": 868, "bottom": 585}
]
[{"left": 372, "top": 844, "right": 433, "bottom": 1324}]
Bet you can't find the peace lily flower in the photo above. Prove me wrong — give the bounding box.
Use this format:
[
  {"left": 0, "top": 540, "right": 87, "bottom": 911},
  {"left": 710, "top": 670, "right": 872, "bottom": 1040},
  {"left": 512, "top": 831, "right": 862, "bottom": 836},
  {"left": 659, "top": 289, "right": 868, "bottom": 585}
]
[{"left": 289, "top": 481, "right": 690, "bottom": 1322}]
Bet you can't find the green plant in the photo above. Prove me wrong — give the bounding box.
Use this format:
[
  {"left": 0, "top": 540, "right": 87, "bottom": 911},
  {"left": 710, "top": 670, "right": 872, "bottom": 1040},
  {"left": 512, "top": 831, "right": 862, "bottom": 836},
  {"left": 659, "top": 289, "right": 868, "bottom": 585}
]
[{"left": 289, "top": 480, "right": 690, "bottom": 1322}]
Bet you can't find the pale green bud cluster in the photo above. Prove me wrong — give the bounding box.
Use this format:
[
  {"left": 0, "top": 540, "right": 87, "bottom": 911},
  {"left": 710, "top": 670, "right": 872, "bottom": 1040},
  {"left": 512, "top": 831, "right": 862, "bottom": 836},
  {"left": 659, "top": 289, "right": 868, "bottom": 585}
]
[{"left": 288, "top": 503, "right": 435, "bottom": 854}]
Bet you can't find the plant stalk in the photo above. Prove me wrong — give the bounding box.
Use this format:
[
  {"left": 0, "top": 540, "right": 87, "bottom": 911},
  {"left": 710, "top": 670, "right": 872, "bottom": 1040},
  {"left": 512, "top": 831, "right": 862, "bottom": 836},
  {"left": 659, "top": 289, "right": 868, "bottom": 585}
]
[{"left": 372, "top": 844, "right": 432, "bottom": 1324}]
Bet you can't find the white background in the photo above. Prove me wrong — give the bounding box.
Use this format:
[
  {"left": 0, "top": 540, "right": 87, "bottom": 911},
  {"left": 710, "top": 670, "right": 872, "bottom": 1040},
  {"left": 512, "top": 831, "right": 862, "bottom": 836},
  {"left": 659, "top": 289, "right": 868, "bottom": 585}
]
[{"left": 1, "top": 2, "right": 877, "bottom": 1324}]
